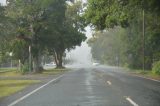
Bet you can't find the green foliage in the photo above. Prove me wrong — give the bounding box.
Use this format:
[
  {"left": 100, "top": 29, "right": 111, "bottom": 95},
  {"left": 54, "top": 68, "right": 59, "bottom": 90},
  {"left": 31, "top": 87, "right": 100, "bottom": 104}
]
[
  {"left": 85, "top": 0, "right": 160, "bottom": 71},
  {"left": 41, "top": 1, "right": 86, "bottom": 68},
  {"left": 88, "top": 27, "right": 127, "bottom": 66},
  {"left": 0, "top": 4, "right": 15, "bottom": 64},
  {"left": 84, "top": 0, "right": 130, "bottom": 29},
  {"left": 84, "top": 0, "right": 160, "bottom": 30},
  {"left": 152, "top": 61, "right": 160, "bottom": 75},
  {"left": 21, "top": 63, "right": 29, "bottom": 73},
  {"left": 0, "top": 0, "right": 86, "bottom": 70},
  {"left": 11, "top": 39, "right": 29, "bottom": 64}
]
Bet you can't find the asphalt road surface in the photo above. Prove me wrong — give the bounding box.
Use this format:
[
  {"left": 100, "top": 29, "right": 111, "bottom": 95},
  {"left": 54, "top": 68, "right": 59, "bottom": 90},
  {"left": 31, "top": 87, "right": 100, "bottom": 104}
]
[{"left": 3, "top": 66, "right": 160, "bottom": 106}]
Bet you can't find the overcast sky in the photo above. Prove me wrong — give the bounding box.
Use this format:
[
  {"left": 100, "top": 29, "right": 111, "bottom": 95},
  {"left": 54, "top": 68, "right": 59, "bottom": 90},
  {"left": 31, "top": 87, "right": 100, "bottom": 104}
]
[
  {"left": 0, "top": 0, "right": 5, "bottom": 5},
  {"left": 0, "top": 0, "right": 87, "bottom": 4}
]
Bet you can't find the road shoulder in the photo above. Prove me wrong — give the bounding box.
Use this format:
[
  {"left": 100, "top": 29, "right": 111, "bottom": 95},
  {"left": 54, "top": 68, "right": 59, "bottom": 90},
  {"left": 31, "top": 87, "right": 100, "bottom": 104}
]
[
  {"left": 121, "top": 68, "right": 160, "bottom": 82},
  {"left": 0, "top": 69, "right": 67, "bottom": 106}
]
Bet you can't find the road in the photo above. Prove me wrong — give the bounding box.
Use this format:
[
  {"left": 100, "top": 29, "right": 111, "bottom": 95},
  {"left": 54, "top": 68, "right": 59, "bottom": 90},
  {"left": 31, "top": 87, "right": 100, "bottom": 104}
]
[{"left": 3, "top": 66, "right": 160, "bottom": 106}]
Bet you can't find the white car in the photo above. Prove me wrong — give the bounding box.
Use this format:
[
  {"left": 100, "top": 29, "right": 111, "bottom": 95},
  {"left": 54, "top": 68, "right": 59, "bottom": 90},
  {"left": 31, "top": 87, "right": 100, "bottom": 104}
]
[
  {"left": 45, "top": 62, "right": 56, "bottom": 66},
  {"left": 92, "top": 62, "right": 99, "bottom": 66}
]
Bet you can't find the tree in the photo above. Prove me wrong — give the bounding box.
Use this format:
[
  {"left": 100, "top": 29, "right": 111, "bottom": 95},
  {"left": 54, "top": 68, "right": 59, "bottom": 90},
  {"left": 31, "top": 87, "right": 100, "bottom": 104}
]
[
  {"left": 42, "top": 0, "right": 86, "bottom": 68},
  {"left": 6, "top": 0, "right": 54, "bottom": 72},
  {"left": 84, "top": 0, "right": 160, "bottom": 30},
  {"left": 2, "top": 0, "right": 86, "bottom": 71},
  {"left": 0, "top": 4, "right": 15, "bottom": 65},
  {"left": 84, "top": 0, "right": 130, "bottom": 30},
  {"left": 88, "top": 27, "right": 127, "bottom": 66},
  {"left": 85, "top": 0, "right": 160, "bottom": 70}
]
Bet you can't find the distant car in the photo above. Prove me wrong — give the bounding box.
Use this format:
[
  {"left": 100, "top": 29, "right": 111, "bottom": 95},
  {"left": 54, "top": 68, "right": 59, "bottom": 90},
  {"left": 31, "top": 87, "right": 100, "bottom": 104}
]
[
  {"left": 45, "top": 62, "right": 56, "bottom": 66},
  {"left": 92, "top": 62, "right": 99, "bottom": 66}
]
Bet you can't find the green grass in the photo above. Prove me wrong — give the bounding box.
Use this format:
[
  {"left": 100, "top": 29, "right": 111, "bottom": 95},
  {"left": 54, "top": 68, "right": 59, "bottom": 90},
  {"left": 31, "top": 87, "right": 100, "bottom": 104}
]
[
  {"left": 42, "top": 68, "right": 68, "bottom": 75},
  {"left": 0, "top": 68, "right": 69, "bottom": 77},
  {"left": 0, "top": 67, "right": 21, "bottom": 77},
  {"left": 0, "top": 68, "right": 67, "bottom": 99},
  {"left": 0, "top": 68, "right": 17, "bottom": 72},
  {"left": 0, "top": 80, "right": 40, "bottom": 98},
  {"left": 125, "top": 68, "right": 160, "bottom": 80},
  {"left": 0, "top": 71, "right": 21, "bottom": 77}
]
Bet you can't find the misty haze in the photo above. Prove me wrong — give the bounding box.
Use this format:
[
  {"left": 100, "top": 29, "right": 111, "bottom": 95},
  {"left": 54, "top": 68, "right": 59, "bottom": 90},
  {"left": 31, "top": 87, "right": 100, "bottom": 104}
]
[{"left": 66, "top": 27, "right": 93, "bottom": 68}]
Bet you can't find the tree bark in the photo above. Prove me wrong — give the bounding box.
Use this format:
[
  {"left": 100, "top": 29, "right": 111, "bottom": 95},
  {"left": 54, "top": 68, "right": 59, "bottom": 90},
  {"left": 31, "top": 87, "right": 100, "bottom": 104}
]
[
  {"left": 32, "top": 52, "right": 43, "bottom": 73},
  {"left": 53, "top": 50, "right": 64, "bottom": 69},
  {"left": 54, "top": 50, "right": 58, "bottom": 66},
  {"left": 33, "top": 57, "right": 38, "bottom": 73},
  {"left": 57, "top": 53, "right": 63, "bottom": 68}
]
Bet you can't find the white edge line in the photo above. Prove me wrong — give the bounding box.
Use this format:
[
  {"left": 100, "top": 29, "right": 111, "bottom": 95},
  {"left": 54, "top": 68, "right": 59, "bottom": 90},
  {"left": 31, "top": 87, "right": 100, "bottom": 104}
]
[
  {"left": 131, "top": 74, "right": 160, "bottom": 83},
  {"left": 126, "top": 97, "right": 139, "bottom": 106},
  {"left": 8, "top": 75, "right": 64, "bottom": 106}
]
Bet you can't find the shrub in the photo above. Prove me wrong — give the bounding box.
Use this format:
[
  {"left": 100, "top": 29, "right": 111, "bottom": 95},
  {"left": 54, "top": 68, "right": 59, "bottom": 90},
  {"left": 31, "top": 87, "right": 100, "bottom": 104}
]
[
  {"left": 22, "top": 63, "right": 29, "bottom": 74},
  {"left": 152, "top": 61, "right": 160, "bottom": 75}
]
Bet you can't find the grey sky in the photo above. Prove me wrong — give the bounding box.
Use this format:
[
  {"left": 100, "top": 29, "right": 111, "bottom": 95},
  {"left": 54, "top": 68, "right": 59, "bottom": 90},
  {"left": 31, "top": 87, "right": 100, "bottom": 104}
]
[
  {"left": 0, "top": 0, "right": 5, "bottom": 5},
  {"left": 66, "top": 26, "right": 93, "bottom": 66},
  {"left": 0, "top": 0, "right": 87, "bottom": 4}
]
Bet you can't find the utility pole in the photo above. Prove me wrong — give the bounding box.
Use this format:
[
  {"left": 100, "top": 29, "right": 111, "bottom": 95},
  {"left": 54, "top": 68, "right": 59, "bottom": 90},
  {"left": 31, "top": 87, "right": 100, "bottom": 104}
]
[
  {"left": 19, "top": 59, "right": 21, "bottom": 71},
  {"left": 9, "top": 52, "right": 13, "bottom": 68},
  {"left": 29, "top": 45, "right": 32, "bottom": 72},
  {"left": 142, "top": 9, "right": 145, "bottom": 71}
]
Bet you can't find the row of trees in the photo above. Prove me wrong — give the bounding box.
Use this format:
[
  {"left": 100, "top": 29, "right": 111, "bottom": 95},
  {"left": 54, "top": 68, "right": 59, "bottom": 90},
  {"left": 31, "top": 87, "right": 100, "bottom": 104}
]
[
  {"left": 85, "top": 0, "right": 160, "bottom": 70},
  {"left": 88, "top": 27, "right": 126, "bottom": 67},
  {"left": 0, "top": 0, "right": 86, "bottom": 72}
]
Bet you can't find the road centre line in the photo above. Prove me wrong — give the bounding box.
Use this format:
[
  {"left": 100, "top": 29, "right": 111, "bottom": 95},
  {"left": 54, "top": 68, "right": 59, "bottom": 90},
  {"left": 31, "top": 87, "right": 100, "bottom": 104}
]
[
  {"left": 126, "top": 97, "right": 139, "bottom": 106},
  {"left": 8, "top": 75, "right": 64, "bottom": 106},
  {"left": 107, "top": 81, "right": 112, "bottom": 85}
]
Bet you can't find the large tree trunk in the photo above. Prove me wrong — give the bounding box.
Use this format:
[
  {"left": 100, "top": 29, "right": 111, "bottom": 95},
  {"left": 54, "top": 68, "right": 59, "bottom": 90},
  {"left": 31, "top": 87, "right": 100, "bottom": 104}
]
[
  {"left": 54, "top": 50, "right": 64, "bottom": 69},
  {"left": 30, "top": 23, "right": 43, "bottom": 73},
  {"left": 32, "top": 52, "right": 43, "bottom": 73},
  {"left": 57, "top": 53, "right": 63, "bottom": 68},
  {"left": 33, "top": 57, "right": 38, "bottom": 73},
  {"left": 54, "top": 50, "right": 58, "bottom": 67}
]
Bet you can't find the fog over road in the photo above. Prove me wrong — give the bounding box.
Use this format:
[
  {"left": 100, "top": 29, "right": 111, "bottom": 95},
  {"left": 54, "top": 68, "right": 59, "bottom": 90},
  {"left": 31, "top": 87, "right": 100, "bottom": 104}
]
[{"left": 3, "top": 66, "right": 160, "bottom": 106}]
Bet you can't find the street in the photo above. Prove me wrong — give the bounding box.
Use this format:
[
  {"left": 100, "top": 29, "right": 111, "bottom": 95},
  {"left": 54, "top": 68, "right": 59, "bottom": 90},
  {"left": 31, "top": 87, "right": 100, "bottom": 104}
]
[
  {"left": 0, "top": 0, "right": 160, "bottom": 106},
  {"left": 3, "top": 66, "right": 160, "bottom": 106}
]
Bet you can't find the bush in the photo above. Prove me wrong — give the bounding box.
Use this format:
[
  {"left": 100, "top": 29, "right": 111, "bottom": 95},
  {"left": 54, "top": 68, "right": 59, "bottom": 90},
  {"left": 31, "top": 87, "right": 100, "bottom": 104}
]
[
  {"left": 152, "top": 61, "right": 160, "bottom": 75},
  {"left": 22, "top": 63, "right": 29, "bottom": 74}
]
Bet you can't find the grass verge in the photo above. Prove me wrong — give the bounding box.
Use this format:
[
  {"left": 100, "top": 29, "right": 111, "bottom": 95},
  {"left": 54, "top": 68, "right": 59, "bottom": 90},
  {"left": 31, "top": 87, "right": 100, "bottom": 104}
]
[
  {"left": 125, "top": 68, "right": 160, "bottom": 80},
  {"left": 0, "top": 68, "right": 17, "bottom": 72},
  {"left": 0, "top": 68, "right": 20, "bottom": 77},
  {"left": 0, "top": 68, "right": 69, "bottom": 77},
  {"left": 0, "top": 71, "right": 21, "bottom": 77},
  {"left": 0, "top": 68, "right": 67, "bottom": 99},
  {"left": 0, "top": 80, "right": 40, "bottom": 99},
  {"left": 42, "top": 68, "right": 69, "bottom": 75}
]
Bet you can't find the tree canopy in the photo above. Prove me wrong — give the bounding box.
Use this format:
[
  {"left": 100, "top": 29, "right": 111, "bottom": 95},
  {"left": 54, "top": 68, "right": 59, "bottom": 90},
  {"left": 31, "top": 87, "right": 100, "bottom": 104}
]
[
  {"left": 0, "top": 0, "right": 86, "bottom": 71},
  {"left": 84, "top": 0, "right": 160, "bottom": 30},
  {"left": 86, "top": 0, "right": 160, "bottom": 70}
]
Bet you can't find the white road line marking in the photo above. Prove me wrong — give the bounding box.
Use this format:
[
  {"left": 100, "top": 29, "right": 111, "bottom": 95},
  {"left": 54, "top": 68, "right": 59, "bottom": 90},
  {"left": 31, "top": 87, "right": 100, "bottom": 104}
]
[
  {"left": 131, "top": 74, "right": 160, "bottom": 83},
  {"left": 126, "top": 97, "right": 139, "bottom": 106},
  {"left": 107, "top": 81, "right": 112, "bottom": 85},
  {"left": 8, "top": 75, "right": 64, "bottom": 106}
]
